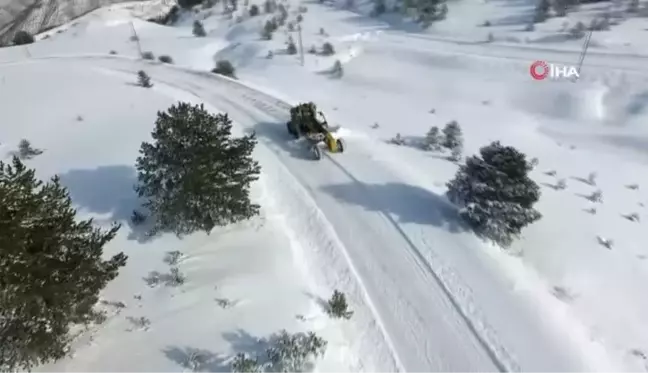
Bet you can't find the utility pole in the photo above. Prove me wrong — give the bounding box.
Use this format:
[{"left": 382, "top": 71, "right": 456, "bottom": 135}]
[
  {"left": 130, "top": 21, "right": 143, "bottom": 57},
  {"left": 573, "top": 30, "right": 592, "bottom": 82},
  {"left": 297, "top": 23, "right": 304, "bottom": 66}
]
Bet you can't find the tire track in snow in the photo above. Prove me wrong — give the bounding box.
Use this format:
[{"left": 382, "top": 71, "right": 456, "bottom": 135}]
[
  {"left": 7, "top": 55, "right": 512, "bottom": 371},
  {"left": 321, "top": 154, "right": 512, "bottom": 372},
  {"left": 210, "top": 90, "right": 510, "bottom": 371}
]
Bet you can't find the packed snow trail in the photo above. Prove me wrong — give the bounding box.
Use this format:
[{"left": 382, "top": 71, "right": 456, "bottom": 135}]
[{"left": 12, "top": 55, "right": 614, "bottom": 371}]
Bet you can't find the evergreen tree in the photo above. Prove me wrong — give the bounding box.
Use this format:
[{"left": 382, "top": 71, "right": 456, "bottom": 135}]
[
  {"left": 0, "top": 157, "right": 127, "bottom": 371},
  {"left": 249, "top": 4, "right": 260, "bottom": 16},
  {"left": 277, "top": 4, "right": 288, "bottom": 24},
  {"left": 286, "top": 37, "right": 297, "bottom": 54},
  {"left": 193, "top": 20, "right": 207, "bottom": 36},
  {"left": 331, "top": 60, "right": 343, "bottom": 78},
  {"left": 12, "top": 31, "right": 34, "bottom": 45},
  {"left": 134, "top": 103, "right": 261, "bottom": 237},
  {"left": 261, "top": 20, "right": 276, "bottom": 40},
  {"left": 17, "top": 139, "right": 44, "bottom": 160},
  {"left": 423, "top": 126, "right": 442, "bottom": 151},
  {"left": 321, "top": 42, "right": 335, "bottom": 56},
  {"left": 446, "top": 141, "right": 542, "bottom": 246},
  {"left": 211, "top": 59, "right": 236, "bottom": 78},
  {"left": 534, "top": 0, "right": 550, "bottom": 22},
  {"left": 326, "top": 290, "right": 353, "bottom": 319},
  {"left": 371, "top": 0, "right": 386, "bottom": 16},
  {"left": 413, "top": 0, "right": 446, "bottom": 27},
  {"left": 264, "top": 0, "right": 276, "bottom": 13},
  {"left": 137, "top": 70, "right": 153, "bottom": 88},
  {"left": 441, "top": 120, "right": 463, "bottom": 154}
]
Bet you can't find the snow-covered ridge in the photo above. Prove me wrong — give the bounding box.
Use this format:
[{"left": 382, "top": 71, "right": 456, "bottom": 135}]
[{"left": 0, "top": 0, "right": 173, "bottom": 44}]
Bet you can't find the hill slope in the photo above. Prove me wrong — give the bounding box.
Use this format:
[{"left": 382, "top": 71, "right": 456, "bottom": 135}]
[{"left": 2, "top": 0, "right": 648, "bottom": 371}]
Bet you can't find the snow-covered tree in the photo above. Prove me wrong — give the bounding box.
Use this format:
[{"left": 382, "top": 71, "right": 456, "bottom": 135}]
[
  {"left": 370, "top": 0, "right": 386, "bottom": 16},
  {"left": 588, "top": 189, "right": 602, "bottom": 203},
  {"left": 331, "top": 60, "right": 343, "bottom": 78},
  {"left": 424, "top": 126, "right": 442, "bottom": 151},
  {"left": 0, "top": 157, "right": 127, "bottom": 371},
  {"left": 413, "top": 0, "right": 448, "bottom": 27},
  {"left": 277, "top": 4, "right": 288, "bottom": 24},
  {"left": 441, "top": 120, "right": 463, "bottom": 158},
  {"left": 134, "top": 102, "right": 260, "bottom": 237},
  {"left": 231, "top": 353, "right": 262, "bottom": 372},
  {"left": 327, "top": 290, "right": 353, "bottom": 319},
  {"left": 321, "top": 42, "right": 335, "bottom": 56},
  {"left": 212, "top": 59, "right": 236, "bottom": 78},
  {"left": 193, "top": 20, "right": 207, "bottom": 36},
  {"left": 266, "top": 330, "right": 327, "bottom": 372},
  {"left": 249, "top": 4, "right": 260, "bottom": 15},
  {"left": 17, "top": 139, "right": 43, "bottom": 160},
  {"left": 12, "top": 30, "right": 34, "bottom": 45},
  {"left": 286, "top": 36, "right": 297, "bottom": 54},
  {"left": 534, "top": 0, "right": 550, "bottom": 22},
  {"left": 264, "top": 0, "right": 276, "bottom": 13},
  {"left": 446, "top": 141, "right": 542, "bottom": 246},
  {"left": 261, "top": 20, "right": 276, "bottom": 40},
  {"left": 137, "top": 70, "right": 152, "bottom": 88},
  {"left": 587, "top": 171, "right": 597, "bottom": 186}
]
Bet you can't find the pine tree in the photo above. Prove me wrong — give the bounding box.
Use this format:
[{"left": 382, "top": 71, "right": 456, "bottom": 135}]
[
  {"left": 423, "top": 126, "right": 442, "bottom": 151},
  {"left": 413, "top": 0, "right": 447, "bottom": 27},
  {"left": 277, "top": 4, "right": 288, "bottom": 24},
  {"left": 249, "top": 4, "right": 260, "bottom": 15},
  {"left": 12, "top": 30, "right": 34, "bottom": 45},
  {"left": 534, "top": 0, "right": 550, "bottom": 22},
  {"left": 321, "top": 42, "right": 335, "bottom": 56},
  {"left": 261, "top": 20, "right": 275, "bottom": 40},
  {"left": 264, "top": 0, "right": 276, "bottom": 13},
  {"left": 0, "top": 157, "right": 127, "bottom": 371},
  {"left": 211, "top": 59, "right": 236, "bottom": 78},
  {"left": 286, "top": 37, "right": 297, "bottom": 54},
  {"left": 134, "top": 103, "right": 261, "bottom": 237},
  {"left": 331, "top": 60, "right": 343, "bottom": 78},
  {"left": 326, "top": 290, "right": 353, "bottom": 319},
  {"left": 193, "top": 20, "right": 207, "bottom": 36},
  {"left": 137, "top": 70, "right": 153, "bottom": 88},
  {"left": 17, "top": 139, "right": 44, "bottom": 160},
  {"left": 446, "top": 141, "right": 542, "bottom": 246},
  {"left": 442, "top": 120, "right": 463, "bottom": 154}
]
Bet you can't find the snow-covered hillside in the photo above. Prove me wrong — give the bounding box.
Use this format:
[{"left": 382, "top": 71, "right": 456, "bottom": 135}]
[
  {"left": 2, "top": 0, "right": 648, "bottom": 370},
  {"left": 0, "top": 0, "right": 174, "bottom": 45}
]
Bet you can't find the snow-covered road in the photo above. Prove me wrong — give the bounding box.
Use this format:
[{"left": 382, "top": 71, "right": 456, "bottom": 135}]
[{"left": 10, "top": 55, "right": 617, "bottom": 371}]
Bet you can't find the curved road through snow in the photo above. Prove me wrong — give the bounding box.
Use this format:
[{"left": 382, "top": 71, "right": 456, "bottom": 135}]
[{"left": 10, "top": 55, "right": 618, "bottom": 372}]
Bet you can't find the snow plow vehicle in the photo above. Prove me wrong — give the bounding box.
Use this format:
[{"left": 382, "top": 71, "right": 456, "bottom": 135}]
[{"left": 286, "top": 102, "right": 345, "bottom": 160}]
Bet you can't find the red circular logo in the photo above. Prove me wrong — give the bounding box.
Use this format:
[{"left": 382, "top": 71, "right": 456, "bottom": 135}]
[{"left": 530, "top": 60, "right": 549, "bottom": 80}]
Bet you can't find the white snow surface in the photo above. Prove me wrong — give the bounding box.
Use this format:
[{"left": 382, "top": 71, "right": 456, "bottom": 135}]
[{"left": 2, "top": 0, "right": 648, "bottom": 371}]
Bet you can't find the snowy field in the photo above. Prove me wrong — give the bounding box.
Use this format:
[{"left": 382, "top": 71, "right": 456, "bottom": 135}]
[{"left": 2, "top": 0, "right": 648, "bottom": 370}]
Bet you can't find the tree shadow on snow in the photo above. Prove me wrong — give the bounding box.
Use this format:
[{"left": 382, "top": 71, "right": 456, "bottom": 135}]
[
  {"left": 321, "top": 182, "right": 466, "bottom": 233},
  {"left": 489, "top": 10, "right": 535, "bottom": 26},
  {"left": 386, "top": 136, "right": 455, "bottom": 161},
  {"left": 303, "top": 291, "right": 330, "bottom": 314},
  {"left": 58, "top": 165, "right": 154, "bottom": 243},
  {"left": 161, "top": 346, "right": 230, "bottom": 372},
  {"left": 250, "top": 121, "right": 321, "bottom": 161},
  {"left": 222, "top": 329, "right": 273, "bottom": 359}
]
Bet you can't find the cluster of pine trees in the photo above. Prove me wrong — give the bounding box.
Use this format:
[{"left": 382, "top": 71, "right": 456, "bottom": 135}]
[
  {"left": 370, "top": 0, "right": 448, "bottom": 28},
  {"left": 0, "top": 101, "right": 261, "bottom": 370}
]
